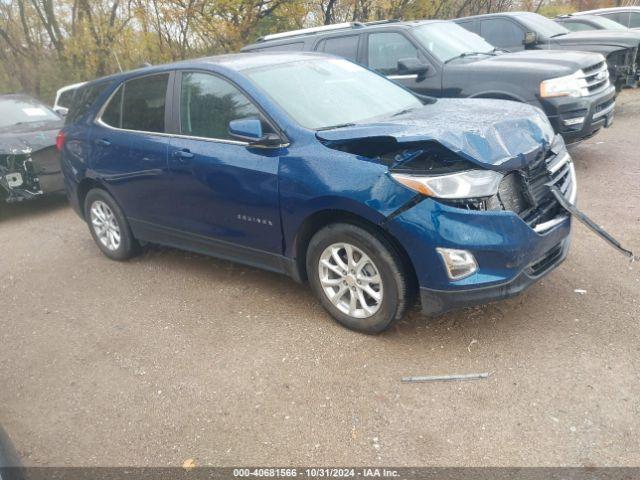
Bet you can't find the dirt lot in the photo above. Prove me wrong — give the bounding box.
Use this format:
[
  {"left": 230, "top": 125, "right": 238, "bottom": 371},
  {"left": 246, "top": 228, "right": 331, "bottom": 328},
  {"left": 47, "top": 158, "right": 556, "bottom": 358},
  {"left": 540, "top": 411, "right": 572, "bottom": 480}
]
[{"left": 1, "top": 91, "right": 639, "bottom": 468}]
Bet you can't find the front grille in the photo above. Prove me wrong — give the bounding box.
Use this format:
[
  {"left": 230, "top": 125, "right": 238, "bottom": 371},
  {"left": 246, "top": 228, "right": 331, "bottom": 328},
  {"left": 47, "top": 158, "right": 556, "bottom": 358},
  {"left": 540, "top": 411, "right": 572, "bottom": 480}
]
[
  {"left": 526, "top": 242, "right": 564, "bottom": 276},
  {"left": 493, "top": 149, "right": 574, "bottom": 230},
  {"left": 582, "top": 61, "right": 610, "bottom": 95},
  {"left": 583, "top": 61, "right": 605, "bottom": 74}
]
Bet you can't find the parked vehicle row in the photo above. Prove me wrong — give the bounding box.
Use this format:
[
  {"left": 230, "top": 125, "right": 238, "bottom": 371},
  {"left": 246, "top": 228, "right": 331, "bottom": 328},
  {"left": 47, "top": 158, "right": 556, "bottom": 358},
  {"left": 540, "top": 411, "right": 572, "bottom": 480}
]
[
  {"left": 570, "top": 6, "right": 640, "bottom": 30},
  {"left": 7, "top": 7, "right": 637, "bottom": 333},
  {"left": 455, "top": 12, "right": 639, "bottom": 89},
  {"left": 242, "top": 19, "right": 617, "bottom": 144}
]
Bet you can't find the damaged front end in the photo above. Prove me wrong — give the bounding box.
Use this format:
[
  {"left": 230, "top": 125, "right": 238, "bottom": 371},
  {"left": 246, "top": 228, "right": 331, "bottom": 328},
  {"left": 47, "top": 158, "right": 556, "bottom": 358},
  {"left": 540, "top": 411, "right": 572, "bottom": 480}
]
[
  {"left": 384, "top": 137, "right": 576, "bottom": 235},
  {"left": 0, "top": 146, "right": 64, "bottom": 203}
]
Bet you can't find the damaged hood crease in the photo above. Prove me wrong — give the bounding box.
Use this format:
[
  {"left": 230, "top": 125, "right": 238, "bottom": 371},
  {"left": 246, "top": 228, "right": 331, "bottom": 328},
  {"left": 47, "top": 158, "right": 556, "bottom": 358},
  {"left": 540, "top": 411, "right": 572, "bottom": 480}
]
[{"left": 316, "top": 98, "right": 556, "bottom": 171}]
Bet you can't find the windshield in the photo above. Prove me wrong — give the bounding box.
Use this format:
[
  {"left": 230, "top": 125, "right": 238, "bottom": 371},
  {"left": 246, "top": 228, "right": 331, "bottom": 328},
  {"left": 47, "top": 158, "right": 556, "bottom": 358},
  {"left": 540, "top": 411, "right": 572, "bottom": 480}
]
[
  {"left": 244, "top": 58, "right": 423, "bottom": 130},
  {"left": 518, "top": 12, "right": 570, "bottom": 38},
  {"left": 0, "top": 96, "right": 59, "bottom": 128},
  {"left": 590, "top": 16, "right": 629, "bottom": 30},
  {"left": 412, "top": 22, "right": 495, "bottom": 62}
]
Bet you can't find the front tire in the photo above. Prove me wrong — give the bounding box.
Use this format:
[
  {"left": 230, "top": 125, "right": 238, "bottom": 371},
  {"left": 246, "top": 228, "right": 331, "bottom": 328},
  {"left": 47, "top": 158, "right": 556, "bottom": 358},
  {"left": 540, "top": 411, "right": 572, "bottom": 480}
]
[
  {"left": 84, "top": 188, "right": 139, "bottom": 261},
  {"left": 306, "top": 223, "right": 410, "bottom": 334}
]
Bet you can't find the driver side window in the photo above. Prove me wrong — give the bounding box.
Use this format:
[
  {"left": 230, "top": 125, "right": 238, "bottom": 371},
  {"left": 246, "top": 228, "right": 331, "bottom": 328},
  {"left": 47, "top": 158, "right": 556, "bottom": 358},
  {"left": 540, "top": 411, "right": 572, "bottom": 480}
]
[
  {"left": 480, "top": 18, "right": 525, "bottom": 50},
  {"left": 179, "top": 72, "right": 270, "bottom": 140},
  {"left": 368, "top": 32, "right": 420, "bottom": 75}
]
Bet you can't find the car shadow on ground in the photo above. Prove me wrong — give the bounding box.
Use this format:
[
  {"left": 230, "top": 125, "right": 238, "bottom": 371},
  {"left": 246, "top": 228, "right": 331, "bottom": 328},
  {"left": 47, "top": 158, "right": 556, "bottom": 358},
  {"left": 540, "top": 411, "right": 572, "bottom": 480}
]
[
  {"left": 131, "top": 242, "right": 534, "bottom": 348},
  {"left": 0, "top": 193, "right": 69, "bottom": 222}
]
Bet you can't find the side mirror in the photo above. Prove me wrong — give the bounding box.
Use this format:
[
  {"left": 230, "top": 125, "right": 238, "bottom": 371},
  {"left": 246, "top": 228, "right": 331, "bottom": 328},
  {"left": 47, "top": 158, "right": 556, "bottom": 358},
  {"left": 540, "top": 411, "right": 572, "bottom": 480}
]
[
  {"left": 397, "top": 58, "right": 429, "bottom": 78},
  {"left": 228, "top": 118, "right": 282, "bottom": 147},
  {"left": 523, "top": 31, "right": 538, "bottom": 46},
  {"left": 54, "top": 106, "right": 68, "bottom": 117}
]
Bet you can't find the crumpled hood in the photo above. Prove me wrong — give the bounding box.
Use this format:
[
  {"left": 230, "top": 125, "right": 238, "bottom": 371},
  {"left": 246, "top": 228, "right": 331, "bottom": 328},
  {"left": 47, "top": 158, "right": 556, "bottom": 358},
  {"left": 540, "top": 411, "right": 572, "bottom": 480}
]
[
  {"left": 551, "top": 30, "right": 639, "bottom": 48},
  {"left": 316, "top": 98, "right": 555, "bottom": 171},
  {"left": 0, "top": 120, "right": 62, "bottom": 154}
]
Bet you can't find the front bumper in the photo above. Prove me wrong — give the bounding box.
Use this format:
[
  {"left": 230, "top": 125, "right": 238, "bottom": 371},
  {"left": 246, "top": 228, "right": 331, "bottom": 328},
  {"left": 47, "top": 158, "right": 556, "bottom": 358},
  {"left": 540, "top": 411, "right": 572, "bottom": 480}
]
[
  {"left": 420, "top": 235, "right": 571, "bottom": 315},
  {"left": 0, "top": 146, "right": 64, "bottom": 203},
  {"left": 385, "top": 147, "right": 575, "bottom": 316},
  {"left": 540, "top": 84, "right": 616, "bottom": 145}
]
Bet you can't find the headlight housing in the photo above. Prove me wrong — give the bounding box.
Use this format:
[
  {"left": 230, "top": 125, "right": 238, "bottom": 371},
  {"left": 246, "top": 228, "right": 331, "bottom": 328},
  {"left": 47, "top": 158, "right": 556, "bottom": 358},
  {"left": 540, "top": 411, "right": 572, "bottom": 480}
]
[
  {"left": 540, "top": 69, "right": 598, "bottom": 98},
  {"left": 391, "top": 170, "right": 503, "bottom": 199}
]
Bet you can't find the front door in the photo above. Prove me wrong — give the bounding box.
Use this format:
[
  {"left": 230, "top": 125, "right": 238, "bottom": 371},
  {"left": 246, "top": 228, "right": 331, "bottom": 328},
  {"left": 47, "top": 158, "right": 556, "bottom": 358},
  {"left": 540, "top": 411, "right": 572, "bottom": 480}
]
[{"left": 165, "top": 71, "right": 284, "bottom": 256}]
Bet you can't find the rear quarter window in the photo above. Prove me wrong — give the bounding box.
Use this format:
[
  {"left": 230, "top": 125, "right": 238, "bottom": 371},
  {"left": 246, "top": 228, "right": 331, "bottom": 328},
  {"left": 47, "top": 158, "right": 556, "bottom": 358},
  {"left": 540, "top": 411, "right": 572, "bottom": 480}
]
[
  {"left": 65, "top": 82, "right": 110, "bottom": 125},
  {"left": 57, "top": 89, "right": 76, "bottom": 108}
]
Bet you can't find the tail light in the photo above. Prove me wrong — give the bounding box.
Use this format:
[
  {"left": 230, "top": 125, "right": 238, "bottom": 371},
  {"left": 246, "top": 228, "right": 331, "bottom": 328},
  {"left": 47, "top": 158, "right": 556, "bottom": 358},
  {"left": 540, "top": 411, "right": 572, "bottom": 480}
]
[{"left": 56, "top": 131, "right": 66, "bottom": 151}]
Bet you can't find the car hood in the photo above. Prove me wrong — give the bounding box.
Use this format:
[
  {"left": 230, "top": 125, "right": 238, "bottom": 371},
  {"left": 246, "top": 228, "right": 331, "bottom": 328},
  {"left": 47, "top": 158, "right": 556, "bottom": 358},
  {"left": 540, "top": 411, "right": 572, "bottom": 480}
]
[
  {"left": 467, "top": 49, "right": 605, "bottom": 74},
  {"left": 316, "top": 98, "right": 555, "bottom": 172},
  {"left": 0, "top": 119, "right": 62, "bottom": 154},
  {"left": 550, "top": 30, "right": 639, "bottom": 48}
]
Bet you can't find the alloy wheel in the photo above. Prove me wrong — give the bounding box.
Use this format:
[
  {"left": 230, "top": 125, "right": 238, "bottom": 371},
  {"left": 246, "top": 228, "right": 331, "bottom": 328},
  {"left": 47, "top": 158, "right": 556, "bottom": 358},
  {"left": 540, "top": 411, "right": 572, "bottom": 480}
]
[
  {"left": 318, "top": 242, "right": 383, "bottom": 318},
  {"left": 90, "top": 200, "right": 121, "bottom": 251}
]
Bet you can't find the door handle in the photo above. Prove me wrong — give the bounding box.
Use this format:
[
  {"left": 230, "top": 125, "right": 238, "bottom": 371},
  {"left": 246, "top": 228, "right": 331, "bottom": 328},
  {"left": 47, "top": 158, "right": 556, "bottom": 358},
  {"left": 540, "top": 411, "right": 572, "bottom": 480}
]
[
  {"left": 95, "top": 138, "right": 111, "bottom": 147},
  {"left": 172, "top": 149, "right": 194, "bottom": 161}
]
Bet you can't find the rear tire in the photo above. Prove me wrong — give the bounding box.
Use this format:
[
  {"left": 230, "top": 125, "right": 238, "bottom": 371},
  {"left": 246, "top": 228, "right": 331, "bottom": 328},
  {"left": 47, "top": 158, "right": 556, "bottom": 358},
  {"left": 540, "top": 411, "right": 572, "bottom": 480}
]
[
  {"left": 306, "top": 223, "right": 410, "bottom": 334},
  {"left": 84, "top": 188, "right": 139, "bottom": 261}
]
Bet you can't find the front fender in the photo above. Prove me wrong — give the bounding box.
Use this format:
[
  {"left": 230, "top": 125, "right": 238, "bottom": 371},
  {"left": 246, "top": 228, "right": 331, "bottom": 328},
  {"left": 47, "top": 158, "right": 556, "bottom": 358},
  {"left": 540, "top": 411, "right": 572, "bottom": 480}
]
[{"left": 278, "top": 147, "right": 416, "bottom": 257}]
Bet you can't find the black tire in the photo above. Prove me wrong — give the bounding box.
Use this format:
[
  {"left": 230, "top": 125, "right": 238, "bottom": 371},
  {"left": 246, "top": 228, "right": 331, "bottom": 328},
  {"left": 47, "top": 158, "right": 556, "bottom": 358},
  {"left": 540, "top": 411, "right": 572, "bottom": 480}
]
[
  {"left": 306, "top": 223, "right": 411, "bottom": 334},
  {"left": 84, "top": 188, "right": 140, "bottom": 261}
]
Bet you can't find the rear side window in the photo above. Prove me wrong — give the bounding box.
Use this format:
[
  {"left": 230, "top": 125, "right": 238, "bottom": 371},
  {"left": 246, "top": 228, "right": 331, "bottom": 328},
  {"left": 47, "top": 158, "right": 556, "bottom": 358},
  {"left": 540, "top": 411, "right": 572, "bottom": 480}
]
[
  {"left": 316, "top": 35, "right": 359, "bottom": 61},
  {"left": 600, "top": 12, "right": 623, "bottom": 23},
  {"left": 628, "top": 12, "right": 640, "bottom": 28},
  {"left": 66, "top": 82, "right": 109, "bottom": 124},
  {"left": 57, "top": 89, "right": 76, "bottom": 108},
  {"left": 563, "top": 21, "right": 593, "bottom": 31},
  {"left": 179, "top": 72, "right": 267, "bottom": 140},
  {"left": 100, "top": 74, "right": 169, "bottom": 133},
  {"left": 368, "top": 32, "right": 419, "bottom": 75},
  {"left": 456, "top": 20, "right": 477, "bottom": 33},
  {"left": 480, "top": 18, "right": 524, "bottom": 48}
]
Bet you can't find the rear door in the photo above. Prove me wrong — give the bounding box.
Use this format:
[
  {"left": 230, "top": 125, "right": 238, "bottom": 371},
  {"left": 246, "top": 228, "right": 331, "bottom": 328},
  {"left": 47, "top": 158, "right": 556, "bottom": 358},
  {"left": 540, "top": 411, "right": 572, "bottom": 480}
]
[
  {"left": 364, "top": 30, "right": 442, "bottom": 96},
  {"left": 91, "top": 72, "right": 173, "bottom": 226},
  {"left": 164, "top": 70, "right": 284, "bottom": 256},
  {"left": 314, "top": 34, "right": 362, "bottom": 64}
]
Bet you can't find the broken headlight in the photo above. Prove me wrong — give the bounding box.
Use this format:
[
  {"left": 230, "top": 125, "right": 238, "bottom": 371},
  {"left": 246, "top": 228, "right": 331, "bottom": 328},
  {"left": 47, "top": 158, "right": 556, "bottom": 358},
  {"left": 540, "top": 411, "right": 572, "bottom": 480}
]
[{"left": 391, "top": 170, "right": 503, "bottom": 199}]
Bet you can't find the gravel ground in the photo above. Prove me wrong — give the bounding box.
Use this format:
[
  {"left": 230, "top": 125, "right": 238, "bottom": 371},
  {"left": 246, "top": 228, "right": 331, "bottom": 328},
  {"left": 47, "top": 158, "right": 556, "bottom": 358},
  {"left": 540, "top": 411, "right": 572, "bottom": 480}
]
[{"left": 1, "top": 91, "right": 639, "bottom": 467}]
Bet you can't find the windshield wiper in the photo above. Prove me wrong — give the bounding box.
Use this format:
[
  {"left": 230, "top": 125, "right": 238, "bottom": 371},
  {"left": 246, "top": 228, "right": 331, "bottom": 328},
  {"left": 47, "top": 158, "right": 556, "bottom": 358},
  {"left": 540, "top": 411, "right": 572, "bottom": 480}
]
[
  {"left": 392, "top": 107, "right": 418, "bottom": 117},
  {"left": 444, "top": 51, "right": 496, "bottom": 64},
  {"left": 550, "top": 33, "right": 567, "bottom": 38},
  {"left": 316, "top": 122, "right": 356, "bottom": 131}
]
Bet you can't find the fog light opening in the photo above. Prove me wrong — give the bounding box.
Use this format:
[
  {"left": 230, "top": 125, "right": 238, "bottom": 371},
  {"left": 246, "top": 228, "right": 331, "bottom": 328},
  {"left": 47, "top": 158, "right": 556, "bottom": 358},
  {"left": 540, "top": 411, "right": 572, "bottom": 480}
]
[
  {"left": 563, "top": 117, "right": 585, "bottom": 126},
  {"left": 436, "top": 248, "right": 478, "bottom": 280}
]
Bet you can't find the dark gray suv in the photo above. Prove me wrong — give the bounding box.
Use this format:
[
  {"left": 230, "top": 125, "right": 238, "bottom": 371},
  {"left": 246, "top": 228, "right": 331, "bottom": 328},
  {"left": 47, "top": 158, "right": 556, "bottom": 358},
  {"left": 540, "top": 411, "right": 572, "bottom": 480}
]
[{"left": 242, "top": 20, "right": 615, "bottom": 144}]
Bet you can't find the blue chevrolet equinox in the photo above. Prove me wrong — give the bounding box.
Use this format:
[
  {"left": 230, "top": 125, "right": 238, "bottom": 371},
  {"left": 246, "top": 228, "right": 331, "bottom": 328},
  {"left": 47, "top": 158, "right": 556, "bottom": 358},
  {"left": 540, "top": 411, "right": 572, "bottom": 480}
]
[{"left": 59, "top": 52, "right": 576, "bottom": 333}]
